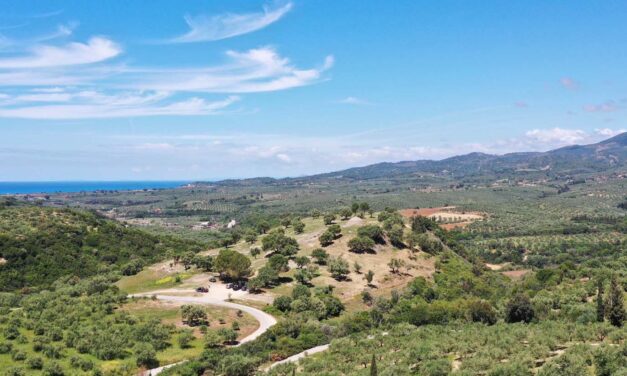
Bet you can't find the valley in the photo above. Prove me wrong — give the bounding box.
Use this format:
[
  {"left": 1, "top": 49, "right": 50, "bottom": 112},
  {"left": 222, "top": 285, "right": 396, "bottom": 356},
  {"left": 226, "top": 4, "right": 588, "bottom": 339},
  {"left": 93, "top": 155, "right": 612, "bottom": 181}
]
[{"left": 1, "top": 134, "right": 626, "bottom": 375}]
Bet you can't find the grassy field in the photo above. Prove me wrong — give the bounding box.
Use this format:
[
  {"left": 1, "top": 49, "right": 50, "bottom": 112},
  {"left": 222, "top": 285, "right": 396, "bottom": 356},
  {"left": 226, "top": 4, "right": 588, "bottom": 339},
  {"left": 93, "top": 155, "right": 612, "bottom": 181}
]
[
  {"left": 121, "top": 298, "right": 259, "bottom": 344},
  {"left": 115, "top": 262, "right": 196, "bottom": 294}
]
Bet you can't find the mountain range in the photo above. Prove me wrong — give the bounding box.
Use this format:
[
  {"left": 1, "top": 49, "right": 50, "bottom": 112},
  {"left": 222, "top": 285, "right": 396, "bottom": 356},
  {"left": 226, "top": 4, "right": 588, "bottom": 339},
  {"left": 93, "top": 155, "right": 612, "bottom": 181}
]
[{"left": 209, "top": 132, "right": 627, "bottom": 186}]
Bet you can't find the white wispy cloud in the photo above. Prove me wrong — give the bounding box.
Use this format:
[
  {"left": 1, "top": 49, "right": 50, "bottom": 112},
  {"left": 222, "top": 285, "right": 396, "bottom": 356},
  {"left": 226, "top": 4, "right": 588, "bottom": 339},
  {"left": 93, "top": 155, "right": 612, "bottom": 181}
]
[
  {"left": 0, "top": 8, "right": 332, "bottom": 120},
  {"left": 168, "top": 1, "right": 292, "bottom": 43},
  {"left": 0, "top": 23, "right": 76, "bottom": 51},
  {"left": 7, "top": 126, "right": 625, "bottom": 180},
  {"left": 0, "top": 91, "right": 239, "bottom": 119},
  {"left": 0, "top": 37, "right": 120, "bottom": 68},
  {"left": 32, "top": 23, "right": 77, "bottom": 43},
  {"left": 0, "top": 45, "right": 330, "bottom": 118},
  {"left": 10, "top": 92, "right": 74, "bottom": 103},
  {"left": 130, "top": 47, "right": 334, "bottom": 93},
  {"left": 339, "top": 96, "right": 371, "bottom": 105},
  {"left": 524, "top": 127, "right": 587, "bottom": 145},
  {"left": 32, "top": 10, "right": 64, "bottom": 19},
  {"left": 595, "top": 128, "right": 626, "bottom": 137},
  {"left": 107, "top": 127, "right": 626, "bottom": 177}
]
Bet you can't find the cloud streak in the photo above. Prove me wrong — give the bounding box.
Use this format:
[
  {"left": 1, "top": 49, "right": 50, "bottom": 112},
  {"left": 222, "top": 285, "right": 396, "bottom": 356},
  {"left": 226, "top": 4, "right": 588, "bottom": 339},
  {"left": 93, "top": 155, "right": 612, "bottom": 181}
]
[
  {"left": 339, "top": 96, "right": 371, "bottom": 106},
  {"left": 524, "top": 127, "right": 587, "bottom": 145},
  {"left": 0, "top": 89, "right": 239, "bottom": 119},
  {"left": 0, "top": 6, "right": 330, "bottom": 120},
  {"left": 129, "top": 47, "right": 334, "bottom": 93},
  {"left": 168, "top": 2, "right": 292, "bottom": 43},
  {"left": 0, "top": 37, "right": 120, "bottom": 68}
]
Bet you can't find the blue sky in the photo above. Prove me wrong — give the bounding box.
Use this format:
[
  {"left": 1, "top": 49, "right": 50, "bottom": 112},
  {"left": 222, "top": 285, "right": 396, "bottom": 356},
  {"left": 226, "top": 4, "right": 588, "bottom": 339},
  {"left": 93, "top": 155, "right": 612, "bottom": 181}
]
[{"left": 1, "top": 1, "right": 626, "bottom": 181}]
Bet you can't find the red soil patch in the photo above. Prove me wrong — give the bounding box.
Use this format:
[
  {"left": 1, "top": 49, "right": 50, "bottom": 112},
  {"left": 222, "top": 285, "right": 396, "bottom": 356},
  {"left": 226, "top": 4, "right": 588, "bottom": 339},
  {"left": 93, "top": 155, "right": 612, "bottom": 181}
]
[
  {"left": 440, "top": 222, "right": 472, "bottom": 230},
  {"left": 399, "top": 207, "right": 453, "bottom": 217}
]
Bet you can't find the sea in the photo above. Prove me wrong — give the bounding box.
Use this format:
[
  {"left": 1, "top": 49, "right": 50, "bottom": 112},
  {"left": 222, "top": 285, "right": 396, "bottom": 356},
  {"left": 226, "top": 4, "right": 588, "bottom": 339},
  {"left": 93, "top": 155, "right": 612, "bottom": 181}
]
[{"left": 0, "top": 181, "right": 189, "bottom": 195}]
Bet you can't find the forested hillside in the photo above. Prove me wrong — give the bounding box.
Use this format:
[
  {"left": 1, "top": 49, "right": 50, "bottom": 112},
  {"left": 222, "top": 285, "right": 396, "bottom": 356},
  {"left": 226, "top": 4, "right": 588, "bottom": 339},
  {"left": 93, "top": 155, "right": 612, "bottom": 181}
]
[{"left": 0, "top": 204, "right": 202, "bottom": 291}]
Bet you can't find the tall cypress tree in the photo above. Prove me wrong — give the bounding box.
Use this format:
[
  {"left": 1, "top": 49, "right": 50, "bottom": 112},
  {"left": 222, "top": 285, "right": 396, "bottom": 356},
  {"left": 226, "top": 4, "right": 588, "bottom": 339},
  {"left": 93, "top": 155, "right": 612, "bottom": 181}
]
[
  {"left": 370, "top": 354, "right": 377, "bottom": 376},
  {"left": 596, "top": 279, "right": 605, "bottom": 322},
  {"left": 607, "top": 275, "right": 625, "bottom": 327}
]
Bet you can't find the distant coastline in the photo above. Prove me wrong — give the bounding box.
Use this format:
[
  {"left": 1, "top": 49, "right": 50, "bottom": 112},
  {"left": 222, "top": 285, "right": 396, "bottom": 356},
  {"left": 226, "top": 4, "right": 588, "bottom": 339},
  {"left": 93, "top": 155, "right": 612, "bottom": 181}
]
[{"left": 0, "top": 181, "right": 189, "bottom": 195}]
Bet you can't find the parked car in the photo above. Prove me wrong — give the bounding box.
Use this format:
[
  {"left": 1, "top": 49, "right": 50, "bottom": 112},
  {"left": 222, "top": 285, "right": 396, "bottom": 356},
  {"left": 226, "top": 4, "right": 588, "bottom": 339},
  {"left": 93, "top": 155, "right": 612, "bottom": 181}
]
[
  {"left": 232, "top": 284, "right": 241, "bottom": 291},
  {"left": 195, "top": 287, "right": 209, "bottom": 293},
  {"left": 226, "top": 283, "right": 233, "bottom": 289},
  {"left": 209, "top": 277, "right": 217, "bottom": 282},
  {"left": 241, "top": 284, "right": 248, "bottom": 291}
]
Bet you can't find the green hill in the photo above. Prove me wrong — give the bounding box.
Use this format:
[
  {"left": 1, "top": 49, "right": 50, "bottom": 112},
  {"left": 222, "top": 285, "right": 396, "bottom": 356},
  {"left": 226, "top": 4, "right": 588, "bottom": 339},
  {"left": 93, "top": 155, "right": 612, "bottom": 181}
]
[{"left": 0, "top": 204, "right": 202, "bottom": 291}]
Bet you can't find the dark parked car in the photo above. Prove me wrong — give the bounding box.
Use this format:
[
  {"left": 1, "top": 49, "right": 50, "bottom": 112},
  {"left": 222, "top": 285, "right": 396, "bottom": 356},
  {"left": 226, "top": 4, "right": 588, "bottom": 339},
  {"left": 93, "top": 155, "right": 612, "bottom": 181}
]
[
  {"left": 232, "top": 284, "right": 241, "bottom": 291},
  {"left": 209, "top": 277, "right": 217, "bottom": 282},
  {"left": 195, "top": 287, "right": 209, "bottom": 293}
]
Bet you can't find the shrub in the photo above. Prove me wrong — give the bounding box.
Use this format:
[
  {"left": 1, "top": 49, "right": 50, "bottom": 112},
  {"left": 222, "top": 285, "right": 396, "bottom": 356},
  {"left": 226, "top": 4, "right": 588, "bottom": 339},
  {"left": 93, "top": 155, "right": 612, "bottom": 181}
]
[
  {"left": 292, "top": 284, "right": 311, "bottom": 300},
  {"left": 0, "top": 342, "right": 12, "bottom": 354},
  {"left": 467, "top": 300, "right": 498, "bottom": 325},
  {"left": 319, "top": 231, "right": 334, "bottom": 247},
  {"left": 27, "top": 356, "right": 44, "bottom": 370},
  {"left": 357, "top": 225, "right": 385, "bottom": 243},
  {"left": 134, "top": 343, "right": 157, "bottom": 368},
  {"left": 177, "top": 329, "right": 194, "bottom": 349},
  {"left": 348, "top": 236, "right": 375, "bottom": 253},
  {"left": 42, "top": 361, "right": 64, "bottom": 376},
  {"left": 505, "top": 294, "right": 535, "bottom": 323},
  {"left": 311, "top": 248, "right": 329, "bottom": 264},
  {"left": 11, "top": 350, "right": 26, "bottom": 361},
  {"left": 273, "top": 296, "right": 293, "bottom": 312}
]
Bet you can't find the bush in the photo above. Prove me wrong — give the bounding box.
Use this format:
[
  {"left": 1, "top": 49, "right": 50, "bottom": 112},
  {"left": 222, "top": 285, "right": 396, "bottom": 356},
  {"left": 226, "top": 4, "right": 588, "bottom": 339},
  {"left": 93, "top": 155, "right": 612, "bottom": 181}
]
[
  {"left": 219, "top": 354, "right": 258, "bottom": 376},
  {"left": 318, "top": 231, "right": 334, "bottom": 247},
  {"left": 181, "top": 305, "right": 208, "bottom": 326},
  {"left": 42, "top": 362, "right": 64, "bottom": 376},
  {"left": 0, "top": 342, "right": 12, "bottom": 354},
  {"left": 467, "top": 300, "right": 498, "bottom": 325},
  {"left": 26, "top": 356, "right": 44, "bottom": 369},
  {"left": 177, "top": 329, "right": 194, "bottom": 349},
  {"left": 4, "top": 368, "right": 25, "bottom": 376},
  {"left": 134, "top": 343, "right": 157, "bottom": 368},
  {"left": 203, "top": 331, "right": 222, "bottom": 349},
  {"left": 348, "top": 236, "right": 375, "bottom": 253},
  {"left": 505, "top": 294, "right": 535, "bottom": 323},
  {"left": 273, "top": 296, "right": 293, "bottom": 312},
  {"left": 11, "top": 350, "right": 26, "bottom": 361},
  {"left": 357, "top": 225, "right": 385, "bottom": 243},
  {"left": 292, "top": 284, "right": 311, "bottom": 300},
  {"left": 311, "top": 248, "right": 329, "bottom": 264}
]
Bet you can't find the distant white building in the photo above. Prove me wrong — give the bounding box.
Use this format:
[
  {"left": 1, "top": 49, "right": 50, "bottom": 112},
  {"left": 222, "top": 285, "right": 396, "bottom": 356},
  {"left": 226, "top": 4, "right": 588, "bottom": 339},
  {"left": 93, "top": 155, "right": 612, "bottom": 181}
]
[{"left": 227, "top": 219, "right": 237, "bottom": 229}]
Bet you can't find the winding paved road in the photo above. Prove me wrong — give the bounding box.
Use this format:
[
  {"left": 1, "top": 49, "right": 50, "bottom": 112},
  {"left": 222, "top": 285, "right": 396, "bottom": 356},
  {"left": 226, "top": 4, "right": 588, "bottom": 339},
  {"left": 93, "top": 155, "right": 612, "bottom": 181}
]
[{"left": 131, "top": 292, "right": 277, "bottom": 375}]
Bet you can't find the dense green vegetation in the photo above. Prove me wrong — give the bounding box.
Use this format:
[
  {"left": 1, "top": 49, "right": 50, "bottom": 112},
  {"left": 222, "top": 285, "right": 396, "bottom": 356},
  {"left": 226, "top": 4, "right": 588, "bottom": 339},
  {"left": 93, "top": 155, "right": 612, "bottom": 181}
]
[
  {"left": 0, "top": 276, "right": 198, "bottom": 375},
  {"left": 0, "top": 206, "right": 203, "bottom": 291},
  {"left": 268, "top": 321, "right": 627, "bottom": 375}
]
